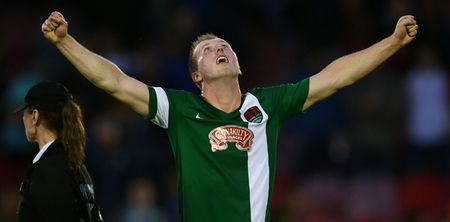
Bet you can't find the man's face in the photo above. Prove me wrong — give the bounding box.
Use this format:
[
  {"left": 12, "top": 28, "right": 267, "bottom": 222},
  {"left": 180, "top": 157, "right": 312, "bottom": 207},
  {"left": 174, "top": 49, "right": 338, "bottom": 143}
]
[{"left": 193, "top": 38, "right": 241, "bottom": 84}]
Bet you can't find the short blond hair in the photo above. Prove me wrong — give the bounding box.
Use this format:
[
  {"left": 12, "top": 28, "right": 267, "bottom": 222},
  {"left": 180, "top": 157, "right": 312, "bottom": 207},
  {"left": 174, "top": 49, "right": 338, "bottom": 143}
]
[{"left": 188, "top": 33, "right": 218, "bottom": 88}]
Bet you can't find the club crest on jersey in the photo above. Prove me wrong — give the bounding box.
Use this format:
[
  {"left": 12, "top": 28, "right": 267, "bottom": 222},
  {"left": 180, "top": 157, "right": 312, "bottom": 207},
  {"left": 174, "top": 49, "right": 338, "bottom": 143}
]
[
  {"left": 243, "top": 106, "right": 263, "bottom": 123},
  {"left": 208, "top": 125, "right": 254, "bottom": 152}
]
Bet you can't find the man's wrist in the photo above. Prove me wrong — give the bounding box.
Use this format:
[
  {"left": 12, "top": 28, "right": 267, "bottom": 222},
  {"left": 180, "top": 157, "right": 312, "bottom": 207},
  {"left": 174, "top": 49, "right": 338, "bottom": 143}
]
[{"left": 386, "top": 35, "right": 403, "bottom": 51}]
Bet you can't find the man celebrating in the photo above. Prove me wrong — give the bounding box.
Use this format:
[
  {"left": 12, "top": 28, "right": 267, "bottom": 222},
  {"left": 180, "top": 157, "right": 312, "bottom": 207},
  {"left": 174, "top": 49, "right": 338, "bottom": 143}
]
[{"left": 42, "top": 11, "right": 418, "bottom": 222}]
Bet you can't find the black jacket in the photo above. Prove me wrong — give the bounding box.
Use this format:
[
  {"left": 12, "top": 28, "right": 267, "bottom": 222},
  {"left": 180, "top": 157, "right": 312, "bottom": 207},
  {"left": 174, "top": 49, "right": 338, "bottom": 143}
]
[{"left": 17, "top": 139, "right": 101, "bottom": 222}]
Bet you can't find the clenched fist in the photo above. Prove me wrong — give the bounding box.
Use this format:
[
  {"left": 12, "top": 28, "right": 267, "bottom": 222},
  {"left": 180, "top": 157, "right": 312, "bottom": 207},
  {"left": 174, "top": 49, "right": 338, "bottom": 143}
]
[
  {"left": 42, "top": 11, "right": 68, "bottom": 44},
  {"left": 392, "top": 15, "right": 418, "bottom": 46}
]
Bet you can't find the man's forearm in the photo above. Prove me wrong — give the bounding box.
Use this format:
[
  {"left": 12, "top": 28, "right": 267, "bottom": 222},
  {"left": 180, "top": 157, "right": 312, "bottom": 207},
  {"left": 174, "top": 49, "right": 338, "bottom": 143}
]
[
  {"left": 304, "top": 16, "right": 417, "bottom": 111},
  {"left": 323, "top": 35, "right": 402, "bottom": 88},
  {"left": 55, "top": 35, "right": 123, "bottom": 94}
]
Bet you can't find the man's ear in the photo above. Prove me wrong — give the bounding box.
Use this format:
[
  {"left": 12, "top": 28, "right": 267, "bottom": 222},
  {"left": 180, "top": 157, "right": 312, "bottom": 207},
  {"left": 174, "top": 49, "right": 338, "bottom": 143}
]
[{"left": 192, "top": 71, "right": 203, "bottom": 84}]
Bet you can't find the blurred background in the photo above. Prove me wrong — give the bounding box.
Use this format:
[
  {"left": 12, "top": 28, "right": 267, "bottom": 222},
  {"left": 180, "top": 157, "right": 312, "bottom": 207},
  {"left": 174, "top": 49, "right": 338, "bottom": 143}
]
[{"left": 0, "top": 0, "right": 449, "bottom": 221}]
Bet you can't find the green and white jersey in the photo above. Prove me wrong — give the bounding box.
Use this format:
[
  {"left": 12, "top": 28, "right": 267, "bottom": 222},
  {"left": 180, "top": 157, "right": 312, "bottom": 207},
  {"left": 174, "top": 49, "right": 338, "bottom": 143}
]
[{"left": 147, "top": 78, "right": 309, "bottom": 222}]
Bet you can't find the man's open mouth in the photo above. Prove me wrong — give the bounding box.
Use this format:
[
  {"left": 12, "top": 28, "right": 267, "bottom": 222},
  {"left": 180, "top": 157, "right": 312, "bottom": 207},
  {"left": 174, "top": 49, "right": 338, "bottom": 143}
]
[{"left": 216, "top": 56, "right": 229, "bottom": 64}]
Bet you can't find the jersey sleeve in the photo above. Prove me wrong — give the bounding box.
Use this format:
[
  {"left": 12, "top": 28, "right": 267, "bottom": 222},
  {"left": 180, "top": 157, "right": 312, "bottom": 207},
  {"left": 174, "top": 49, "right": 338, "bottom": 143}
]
[
  {"left": 251, "top": 78, "right": 309, "bottom": 121},
  {"left": 147, "top": 86, "right": 170, "bottom": 129},
  {"left": 147, "top": 86, "right": 188, "bottom": 129}
]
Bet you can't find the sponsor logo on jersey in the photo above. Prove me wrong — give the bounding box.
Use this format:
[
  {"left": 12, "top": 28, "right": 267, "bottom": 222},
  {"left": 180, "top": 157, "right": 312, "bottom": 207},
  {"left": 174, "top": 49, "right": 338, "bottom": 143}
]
[
  {"left": 208, "top": 125, "right": 254, "bottom": 152},
  {"left": 243, "top": 106, "right": 263, "bottom": 123}
]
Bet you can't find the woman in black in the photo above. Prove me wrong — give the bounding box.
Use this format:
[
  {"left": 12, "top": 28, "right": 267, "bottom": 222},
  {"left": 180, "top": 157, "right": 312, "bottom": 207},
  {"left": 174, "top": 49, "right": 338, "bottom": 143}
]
[{"left": 15, "top": 80, "right": 102, "bottom": 222}]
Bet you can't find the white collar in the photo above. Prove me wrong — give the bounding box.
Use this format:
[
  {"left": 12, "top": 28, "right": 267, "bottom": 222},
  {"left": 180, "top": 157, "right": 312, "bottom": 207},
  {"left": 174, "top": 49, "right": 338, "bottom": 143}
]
[{"left": 33, "top": 140, "right": 56, "bottom": 164}]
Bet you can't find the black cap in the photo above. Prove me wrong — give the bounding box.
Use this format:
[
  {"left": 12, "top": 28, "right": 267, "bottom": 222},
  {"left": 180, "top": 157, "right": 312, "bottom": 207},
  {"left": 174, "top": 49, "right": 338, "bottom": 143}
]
[{"left": 13, "top": 80, "right": 72, "bottom": 113}]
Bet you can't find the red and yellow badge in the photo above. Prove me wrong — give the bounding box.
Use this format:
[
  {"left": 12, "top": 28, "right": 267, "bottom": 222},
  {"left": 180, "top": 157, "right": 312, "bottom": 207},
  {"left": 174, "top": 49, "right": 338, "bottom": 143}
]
[{"left": 208, "top": 125, "right": 254, "bottom": 152}]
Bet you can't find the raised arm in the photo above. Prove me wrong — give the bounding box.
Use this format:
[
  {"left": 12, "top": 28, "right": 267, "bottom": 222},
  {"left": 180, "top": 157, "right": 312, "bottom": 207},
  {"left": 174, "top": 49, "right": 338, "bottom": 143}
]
[
  {"left": 42, "top": 11, "right": 150, "bottom": 117},
  {"left": 303, "top": 15, "right": 418, "bottom": 111}
]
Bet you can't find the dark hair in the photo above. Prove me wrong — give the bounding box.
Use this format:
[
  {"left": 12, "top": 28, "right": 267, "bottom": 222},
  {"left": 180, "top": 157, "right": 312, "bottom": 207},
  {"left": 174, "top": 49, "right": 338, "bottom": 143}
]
[
  {"left": 188, "top": 33, "right": 218, "bottom": 88},
  {"left": 29, "top": 98, "right": 86, "bottom": 169}
]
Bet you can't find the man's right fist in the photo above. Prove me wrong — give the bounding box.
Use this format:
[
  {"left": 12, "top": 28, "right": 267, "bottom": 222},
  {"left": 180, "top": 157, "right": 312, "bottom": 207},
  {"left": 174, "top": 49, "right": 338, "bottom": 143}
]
[{"left": 41, "top": 11, "right": 68, "bottom": 44}]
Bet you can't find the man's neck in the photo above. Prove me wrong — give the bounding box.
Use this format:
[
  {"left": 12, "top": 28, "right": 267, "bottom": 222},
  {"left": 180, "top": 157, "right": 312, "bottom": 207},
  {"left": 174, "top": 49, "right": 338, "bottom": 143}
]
[{"left": 202, "top": 78, "right": 242, "bottom": 113}]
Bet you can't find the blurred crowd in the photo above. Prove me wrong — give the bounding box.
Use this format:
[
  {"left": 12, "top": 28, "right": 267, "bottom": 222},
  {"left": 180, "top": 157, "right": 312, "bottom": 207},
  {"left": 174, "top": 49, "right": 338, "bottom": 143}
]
[{"left": 0, "top": 0, "right": 449, "bottom": 221}]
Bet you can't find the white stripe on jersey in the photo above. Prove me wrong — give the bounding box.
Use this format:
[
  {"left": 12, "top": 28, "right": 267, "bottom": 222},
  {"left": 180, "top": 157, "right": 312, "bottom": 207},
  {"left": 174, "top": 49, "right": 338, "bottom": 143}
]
[
  {"left": 240, "top": 93, "right": 270, "bottom": 222},
  {"left": 151, "top": 87, "right": 170, "bottom": 129}
]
